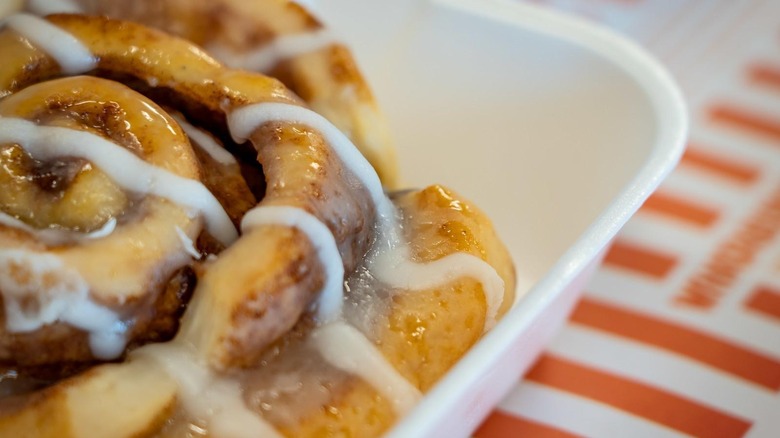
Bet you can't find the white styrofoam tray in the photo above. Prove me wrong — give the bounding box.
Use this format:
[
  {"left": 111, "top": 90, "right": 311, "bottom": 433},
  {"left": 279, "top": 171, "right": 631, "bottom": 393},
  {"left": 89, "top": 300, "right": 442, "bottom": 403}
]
[{"left": 316, "top": 0, "right": 688, "bottom": 436}]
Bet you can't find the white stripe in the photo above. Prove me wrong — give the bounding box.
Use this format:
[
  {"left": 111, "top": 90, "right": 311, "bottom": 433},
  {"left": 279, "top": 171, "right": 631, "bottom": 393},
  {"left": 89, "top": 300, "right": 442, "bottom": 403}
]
[
  {"left": 587, "top": 270, "right": 780, "bottom": 359},
  {"left": 660, "top": 171, "right": 757, "bottom": 211},
  {"left": 5, "top": 13, "right": 95, "bottom": 74},
  {"left": 548, "top": 325, "right": 776, "bottom": 420},
  {"left": 691, "top": 124, "right": 780, "bottom": 170},
  {"left": 174, "top": 116, "right": 237, "bottom": 166},
  {"left": 211, "top": 29, "right": 335, "bottom": 73},
  {"left": 720, "top": 85, "right": 780, "bottom": 116},
  {"left": 615, "top": 221, "right": 704, "bottom": 257},
  {"left": 175, "top": 226, "right": 202, "bottom": 260},
  {"left": 623, "top": 214, "right": 715, "bottom": 247},
  {"left": 500, "top": 381, "right": 688, "bottom": 438}
]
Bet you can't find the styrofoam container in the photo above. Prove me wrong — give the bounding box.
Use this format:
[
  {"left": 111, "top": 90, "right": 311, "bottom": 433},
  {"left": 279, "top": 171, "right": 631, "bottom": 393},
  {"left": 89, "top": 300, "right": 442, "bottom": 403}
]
[{"left": 316, "top": 0, "right": 688, "bottom": 436}]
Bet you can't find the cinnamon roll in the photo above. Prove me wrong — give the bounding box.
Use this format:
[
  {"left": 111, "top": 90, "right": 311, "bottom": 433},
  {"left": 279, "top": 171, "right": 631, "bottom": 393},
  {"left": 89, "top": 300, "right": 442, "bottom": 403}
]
[
  {"left": 21, "top": 0, "right": 400, "bottom": 188},
  {"left": 0, "top": 12, "right": 515, "bottom": 438}
]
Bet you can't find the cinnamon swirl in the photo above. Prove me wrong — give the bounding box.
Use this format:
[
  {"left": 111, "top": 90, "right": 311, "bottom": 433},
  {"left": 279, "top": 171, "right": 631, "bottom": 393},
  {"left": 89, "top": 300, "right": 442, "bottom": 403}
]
[{"left": 21, "top": 0, "right": 400, "bottom": 188}]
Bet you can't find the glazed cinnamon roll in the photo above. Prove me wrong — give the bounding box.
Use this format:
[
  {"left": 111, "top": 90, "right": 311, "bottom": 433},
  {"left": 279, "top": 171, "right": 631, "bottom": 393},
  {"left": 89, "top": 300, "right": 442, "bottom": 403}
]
[
  {"left": 21, "top": 0, "right": 400, "bottom": 188},
  {"left": 0, "top": 12, "right": 514, "bottom": 438}
]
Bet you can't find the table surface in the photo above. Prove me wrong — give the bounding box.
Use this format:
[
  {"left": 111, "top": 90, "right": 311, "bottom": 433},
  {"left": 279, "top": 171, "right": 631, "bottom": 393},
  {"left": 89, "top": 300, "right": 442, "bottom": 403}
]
[{"left": 476, "top": 1, "right": 780, "bottom": 437}]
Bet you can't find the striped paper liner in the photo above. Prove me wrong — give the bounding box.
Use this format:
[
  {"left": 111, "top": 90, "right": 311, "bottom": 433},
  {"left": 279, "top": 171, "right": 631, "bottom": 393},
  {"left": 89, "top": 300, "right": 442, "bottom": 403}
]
[{"left": 478, "top": 1, "right": 780, "bottom": 437}]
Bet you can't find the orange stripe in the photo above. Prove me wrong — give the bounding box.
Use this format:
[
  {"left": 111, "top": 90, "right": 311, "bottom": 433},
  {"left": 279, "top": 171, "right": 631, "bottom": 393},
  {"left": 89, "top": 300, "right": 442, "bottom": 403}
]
[
  {"left": 474, "top": 411, "right": 580, "bottom": 438},
  {"left": 749, "top": 64, "right": 780, "bottom": 92},
  {"left": 709, "top": 105, "right": 780, "bottom": 142},
  {"left": 602, "top": 241, "right": 677, "bottom": 279},
  {"left": 571, "top": 298, "right": 780, "bottom": 390},
  {"left": 526, "top": 355, "right": 752, "bottom": 438},
  {"left": 680, "top": 146, "right": 760, "bottom": 184},
  {"left": 641, "top": 192, "right": 720, "bottom": 227},
  {"left": 744, "top": 285, "right": 780, "bottom": 321}
]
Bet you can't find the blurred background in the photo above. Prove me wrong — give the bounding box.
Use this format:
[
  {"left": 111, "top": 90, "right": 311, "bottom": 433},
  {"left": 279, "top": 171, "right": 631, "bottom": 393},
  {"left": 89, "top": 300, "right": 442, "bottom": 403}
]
[{"left": 476, "top": 1, "right": 780, "bottom": 437}]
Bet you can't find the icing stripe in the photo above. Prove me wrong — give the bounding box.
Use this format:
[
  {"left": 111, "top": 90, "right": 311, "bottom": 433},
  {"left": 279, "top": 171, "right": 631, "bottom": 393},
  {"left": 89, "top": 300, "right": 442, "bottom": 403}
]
[
  {"left": 137, "top": 343, "right": 283, "bottom": 438},
  {"left": 210, "top": 29, "right": 335, "bottom": 73},
  {"left": 311, "top": 321, "right": 422, "bottom": 415},
  {"left": 372, "top": 249, "right": 505, "bottom": 331},
  {"left": 0, "top": 211, "right": 116, "bottom": 245},
  {"left": 5, "top": 13, "right": 96, "bottom": 75},
  {"left": 174, "top": 116, "right": 238, "bottom": 166},
  {"left": 241, "top": 205, "right": 344, "bottom": 323},
  {"left": 227, "top": 102, "right": 394, "bottom": 221},
  {"left": 27, "top": 0, "right": 83, "bottom": 15},
  {"left": 0, "top": 249, "right": 126, "bottom": 359},
  {"left": 0, "top": 118, "right": 238, "bottom": 246},
  {"left": 175, "top": 226, "right": 202, "bottom": 260}
]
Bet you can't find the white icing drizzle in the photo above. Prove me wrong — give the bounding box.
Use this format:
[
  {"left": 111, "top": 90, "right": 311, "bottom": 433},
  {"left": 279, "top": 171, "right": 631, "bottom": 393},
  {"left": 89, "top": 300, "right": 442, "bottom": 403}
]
[
  {"left": 0, "top": 249, "right": 126, "bottom": 359},
  {"left": 27, "top": 0, "right": 84, "bottom": 15},
  {"left": 310, "top": 321, "right": 422, "bottom": 415},
  {"left": 0, "top": 212, "right": 116, "bottom": 245},
  {"left": 227, "top": 102, "right": 504, "bottom": 326},
  {"left": 209, "top": 28, "right": 335, "bottom": 73},
  {"left": 227, "top": 102, "right": 394, "bottom": 222},
  {"left": 26, "top": 0, "right": 83, "bottom": 15},
  {"left": 175, "top": 226, "right": 202, "bottom": 260},
  {"left": 241, "top": 206, "right": 344, "bottom": 323},
  {"left": 136, "top": 343, "right": 283, "bottom": 438},
  {"left": 238, "top": 206, "right": 422, "bottom": 415},
  {"left": 372, "top": 249, "right": 505, "bottom": 331},
  {"left": 0, "top": 118, "right": 238, "bottom": 246},
  {"left": 4, "top": 13, "right": 96, "bottom": 75},
  {"left": 84, "top": 217, "right": 117, "bottom": 239},
  {"left": 173, "top": 115, "right": 237, "bottom": 166}
]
